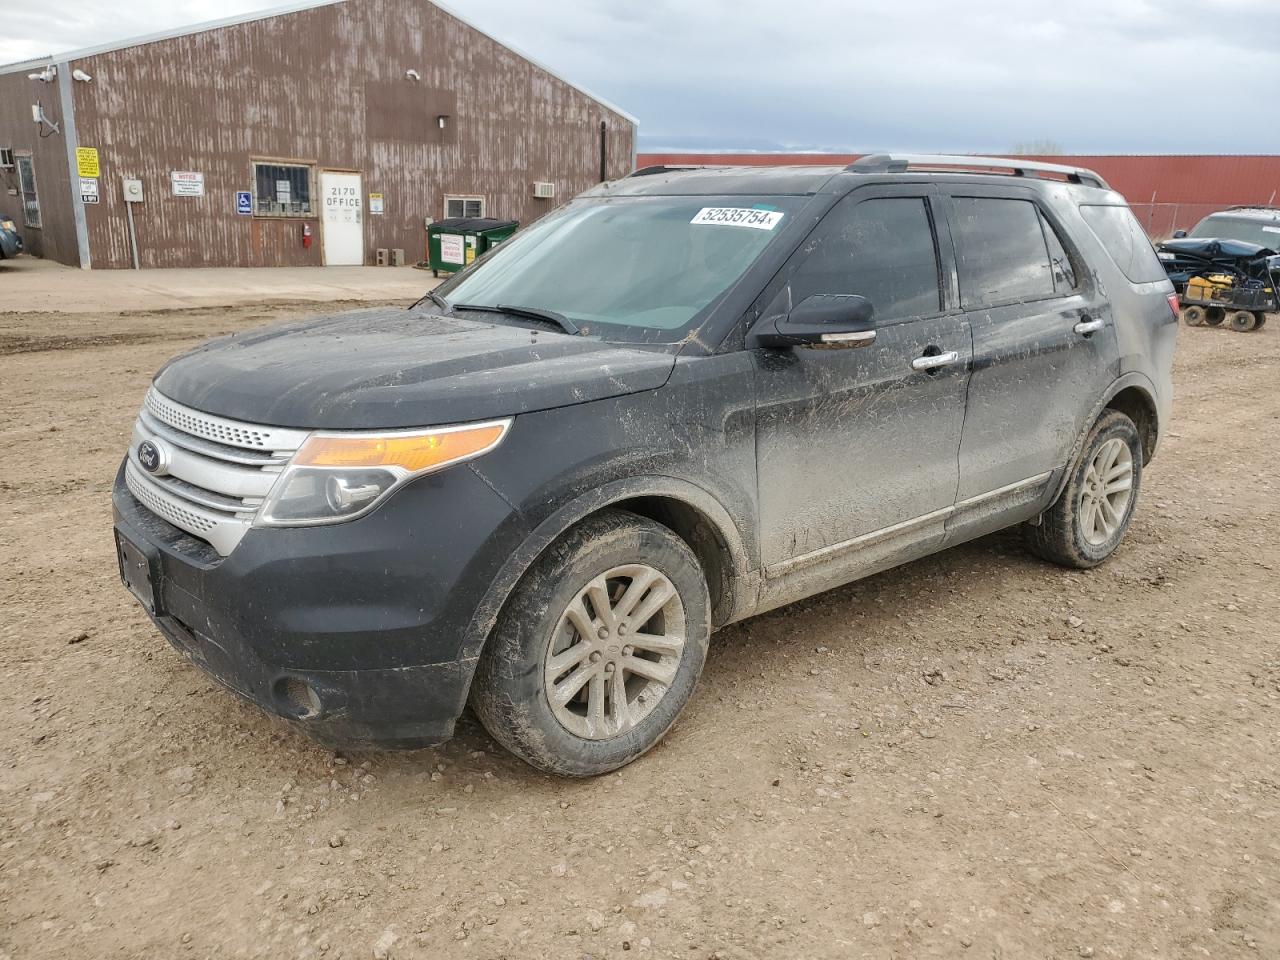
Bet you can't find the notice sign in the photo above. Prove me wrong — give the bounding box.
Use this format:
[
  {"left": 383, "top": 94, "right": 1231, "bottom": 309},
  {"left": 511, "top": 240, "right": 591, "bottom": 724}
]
[
  {"left": 369, "top": 192, "right": 384, "bottom": 215},
  {"left": 236, "top": 190, "right": 253, "bottom": 215},
  {"left": 276, "top": 180, "right": 292, "bottom": 204},
  {"left": 440, "top": 233, "right": 465, "bottom": 265},
  {"left": 690, "top": 206, "right": 784, "bottom": 230},
  {"left": 79, "top": 177, "right": 99, "bottom": 204},
  {"left": 170, "top": 171, "right": 205, "bottom": 197},
  {"left": 76, "top": 147, "right": 100, "bottom": 178}
]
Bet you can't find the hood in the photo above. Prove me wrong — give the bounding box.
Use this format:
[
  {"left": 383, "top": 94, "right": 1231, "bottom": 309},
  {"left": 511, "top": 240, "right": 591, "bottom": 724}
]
[
  {"left": 153, "top": 306, "right": 678, "bottom": 429},
  {"left": 1160, "top": 237, "right": 1275, "bottom": 259}
]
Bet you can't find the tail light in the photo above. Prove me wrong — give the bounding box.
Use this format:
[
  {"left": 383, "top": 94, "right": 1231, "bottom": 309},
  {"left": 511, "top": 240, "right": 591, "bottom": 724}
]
[{"left": 1166, "top": 292, "right": 1180, "bottom": 318}]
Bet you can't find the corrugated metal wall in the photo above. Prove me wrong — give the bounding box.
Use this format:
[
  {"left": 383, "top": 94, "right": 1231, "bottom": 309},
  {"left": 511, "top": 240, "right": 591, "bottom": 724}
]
[
  {"left": 637, "top": 152, "right": 1280, "bottom": 236},
  {"left": 0, "top": 71, "right": 80, "bottom": 264},
  {"left": 54, "top": 0, "right": 633, "bottom": 268}
]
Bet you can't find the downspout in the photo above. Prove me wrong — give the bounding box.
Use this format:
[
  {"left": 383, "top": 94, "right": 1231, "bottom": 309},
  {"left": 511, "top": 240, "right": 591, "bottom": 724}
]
[
  {"left": 599, "top": 120, "right": 607, "bottom": 183},
  {"left": 56, "top": 60, "right": 92, "bottom": 269}
]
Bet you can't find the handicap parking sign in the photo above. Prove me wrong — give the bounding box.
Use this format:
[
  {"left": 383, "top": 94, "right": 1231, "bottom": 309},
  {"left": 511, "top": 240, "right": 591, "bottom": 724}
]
[{"left": 236, "top": 191, "right": 252, "bottom": 215}]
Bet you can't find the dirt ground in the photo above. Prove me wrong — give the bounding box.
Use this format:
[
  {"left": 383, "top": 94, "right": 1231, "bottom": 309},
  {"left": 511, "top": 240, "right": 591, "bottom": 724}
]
[{"left": 1, "top": 298, "right": 1277, "bottom": 960}]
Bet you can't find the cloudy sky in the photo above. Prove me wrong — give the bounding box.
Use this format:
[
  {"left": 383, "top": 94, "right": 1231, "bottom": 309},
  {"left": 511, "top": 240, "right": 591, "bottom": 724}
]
[{"left": 5, "top": 0, "right": 1279, "bottom": 153}]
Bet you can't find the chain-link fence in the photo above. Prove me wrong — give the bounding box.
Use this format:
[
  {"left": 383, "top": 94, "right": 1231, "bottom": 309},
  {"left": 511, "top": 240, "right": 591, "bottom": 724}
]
[{"left": 1128, "top": 202, "right": 1240, "bottom": 241}]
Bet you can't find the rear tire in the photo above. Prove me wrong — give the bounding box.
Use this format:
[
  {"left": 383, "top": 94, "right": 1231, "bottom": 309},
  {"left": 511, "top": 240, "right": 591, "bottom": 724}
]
[
  {"left": 471, "top": 509, "right": 710, "bottom": 777},
  {"left": 1229, "top": 310, "right": 1259, "bottom": 332},
  {"left": 1205, "top": 306, "right": 1226, "bottom": 326},
  {"left": 1180, "top": 305, "right": 1205, "bottom": 326},
  {"left": 1024, "top": 410, "right": 1143, "bottom": 569}
]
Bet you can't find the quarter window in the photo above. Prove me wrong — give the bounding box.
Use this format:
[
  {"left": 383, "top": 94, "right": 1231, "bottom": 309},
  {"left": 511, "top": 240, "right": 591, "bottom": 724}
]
[
  {"left": 445, "top": 196, "right": 484, "bottom": 219},
  {"left": 16, "top": 155, "right": 40, "bottom": 229},
  {"left": 951, "top": 197, "right": 1056, "bottom": 307},
  {"left": 1079, "top": 204, "right": 1168, "bottom": 283},
  {"left": 252, "top": 161, "right": 314, "bottom": 218},
  {"left": 790, "top": 196, "right": 942, "bottom": 321}
]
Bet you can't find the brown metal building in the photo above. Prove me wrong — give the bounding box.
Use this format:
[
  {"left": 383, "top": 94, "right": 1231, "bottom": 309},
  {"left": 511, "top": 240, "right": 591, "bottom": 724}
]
[{"left": 0, "top": 0, "right": 636, "bottom": 269}]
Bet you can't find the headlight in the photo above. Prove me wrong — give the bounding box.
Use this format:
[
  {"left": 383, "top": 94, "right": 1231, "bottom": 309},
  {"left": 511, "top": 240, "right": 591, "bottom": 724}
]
[{"left": 256, "top": 419, "right": 510, "bottom": 526}]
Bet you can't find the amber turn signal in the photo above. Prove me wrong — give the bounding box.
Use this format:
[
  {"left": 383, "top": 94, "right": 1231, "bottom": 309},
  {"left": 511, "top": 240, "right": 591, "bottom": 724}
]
[{"left": 293, "top": 421, "right": 509, "bottom": 473}]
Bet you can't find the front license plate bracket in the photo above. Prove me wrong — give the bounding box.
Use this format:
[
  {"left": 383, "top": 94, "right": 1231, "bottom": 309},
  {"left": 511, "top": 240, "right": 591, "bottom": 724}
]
[{"left": 116, "top": 531, "right": 162, "bottom": 617}]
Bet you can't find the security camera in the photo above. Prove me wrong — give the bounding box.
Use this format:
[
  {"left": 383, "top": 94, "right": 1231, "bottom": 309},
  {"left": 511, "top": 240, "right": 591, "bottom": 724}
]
[
  {"left": 72, "top": 69, "right": 93, "bottom": 82},
  {"left": 27, "top": 66, "right": 56, "bottom": 82},
  {"left": 405, "top": 68, "right": 421, "bottom": 81}
]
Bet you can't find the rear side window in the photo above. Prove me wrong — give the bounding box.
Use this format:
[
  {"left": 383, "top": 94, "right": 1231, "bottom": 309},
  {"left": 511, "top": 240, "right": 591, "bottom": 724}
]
[
  {"left": 1079, "top": 204, "right": 1167, "bottom": 283},
  {"left": 951, "top": 197, "right": 1055, "bottom": 307},
  {"left": 790, "top": 197, "right": 942, "bottom": 321}
]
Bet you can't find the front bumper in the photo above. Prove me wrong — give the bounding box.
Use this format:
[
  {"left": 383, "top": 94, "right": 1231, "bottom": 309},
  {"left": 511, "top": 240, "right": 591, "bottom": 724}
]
[{"left": 112, "top": 460, "right": 529, "bottom": 749}]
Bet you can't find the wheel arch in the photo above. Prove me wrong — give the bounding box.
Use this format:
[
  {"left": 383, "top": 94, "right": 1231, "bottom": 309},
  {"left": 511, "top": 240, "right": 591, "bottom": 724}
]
[
  {"left": 1105, "top": 382, "right": 1159, "bottom": 464},
  {"left": 458, "top": 477, "right": 756, "bottom": 665},
  {"left": 1048, "top": 374, "right": 1160, "bottom": 505}
]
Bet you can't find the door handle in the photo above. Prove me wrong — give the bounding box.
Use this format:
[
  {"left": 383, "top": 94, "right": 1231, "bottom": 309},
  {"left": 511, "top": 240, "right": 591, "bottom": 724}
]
[
  {"left": 1074, "top": 317, "right": 1104, "bottom": 335},
  {"left": 911, "top": 351, "right": 959, "bottom": 372}
]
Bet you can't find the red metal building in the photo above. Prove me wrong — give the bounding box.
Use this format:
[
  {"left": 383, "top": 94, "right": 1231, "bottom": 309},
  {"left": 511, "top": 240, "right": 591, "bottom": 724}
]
[{"left": 636, "top": 153, "right": 1280, "bottom": 238}]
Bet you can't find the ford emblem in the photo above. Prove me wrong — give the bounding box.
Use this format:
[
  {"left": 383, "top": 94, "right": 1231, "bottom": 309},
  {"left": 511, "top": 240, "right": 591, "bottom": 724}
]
[{"left": 137, "top": 439, "right": 168, "bottom": 475}]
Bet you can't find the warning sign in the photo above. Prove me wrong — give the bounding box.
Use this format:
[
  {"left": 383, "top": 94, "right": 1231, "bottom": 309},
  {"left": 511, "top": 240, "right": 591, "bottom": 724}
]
[
  {"left": 79, "top": 177, "right": 99, "bottom": 204},
  {"left": 369, "top": 192, "right": 384, "bottom": 215},
  {"left": 76, "top": 147, "right": 100, "bottom": 178},
  {"left": 440, "top": 233, "right": 465, "bottom": 265}
]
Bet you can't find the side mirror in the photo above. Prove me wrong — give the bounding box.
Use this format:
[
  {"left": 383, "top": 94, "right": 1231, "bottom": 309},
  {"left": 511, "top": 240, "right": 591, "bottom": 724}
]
[
  {"left": 752, "top": 294, "right": 876, "bottom": 349},
  {"left": 1172, "top": 229, "right": 1187, "bottom": 239}
]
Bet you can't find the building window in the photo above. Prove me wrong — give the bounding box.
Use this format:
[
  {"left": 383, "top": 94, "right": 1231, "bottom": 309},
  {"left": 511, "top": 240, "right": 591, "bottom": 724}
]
[
  {"left": 16, "top": 155, "right": 40, "bottom": 229},
  {"left": 445, "top": 196, "right": 484, "bottom": 219},
  {"left": 0, "top": 148, "right": 14, "bottom": 169},
  {"left": 252, "top": 161, "right": 314, "bottom": 218}
]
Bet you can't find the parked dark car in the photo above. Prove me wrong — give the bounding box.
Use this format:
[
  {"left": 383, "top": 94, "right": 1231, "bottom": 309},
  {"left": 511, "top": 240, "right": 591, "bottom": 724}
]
[
  {"left": 0, "top": 217, "right": 22, "bottom": 260},
  {"left": 113, "top": 155, "right": 1178, "bottom": 776},
  {"left": 1178, "top": 206, "right": 1280, "bottom": 248}
]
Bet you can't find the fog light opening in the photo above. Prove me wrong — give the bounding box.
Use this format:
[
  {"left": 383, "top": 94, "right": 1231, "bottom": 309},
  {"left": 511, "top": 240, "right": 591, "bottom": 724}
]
[{"left": 274, "top": 676, "right": 323, "bottom": 720}]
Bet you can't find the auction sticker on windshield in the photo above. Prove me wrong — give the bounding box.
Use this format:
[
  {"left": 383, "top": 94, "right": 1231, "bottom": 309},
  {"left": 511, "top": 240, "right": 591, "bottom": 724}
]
[{"left": 691, "top": 207, "right": 784, "bottom": 230}]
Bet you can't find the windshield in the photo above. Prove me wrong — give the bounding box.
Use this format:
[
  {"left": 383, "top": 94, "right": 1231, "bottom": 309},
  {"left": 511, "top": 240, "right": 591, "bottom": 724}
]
[
  {"left": 1189, "top": 214, "right": 1280, "bottom": 250},
  {"left": 437, "top": 195, "right": 802, "bottom": 342}
]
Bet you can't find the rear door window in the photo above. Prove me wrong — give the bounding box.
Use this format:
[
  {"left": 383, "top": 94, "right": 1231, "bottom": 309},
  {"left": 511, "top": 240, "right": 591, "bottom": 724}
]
[
  {"left": 790, "top": 196, "right": 942, "bottom": 322},
  {"left": 1079, "top": 204, "right": 1167, "bottom": 283},
  {"left": 950, "top": 197, "right": 1055, "bottom": 307}
]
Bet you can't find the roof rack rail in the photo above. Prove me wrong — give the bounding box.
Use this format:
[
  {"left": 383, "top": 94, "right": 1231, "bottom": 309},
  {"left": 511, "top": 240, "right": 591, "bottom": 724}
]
[
  {"left": 848, "top": 153, "right": 1110, "bottom": 189},
  {"left": 628, "top": 164, "right": 708, "bottom": 177}
]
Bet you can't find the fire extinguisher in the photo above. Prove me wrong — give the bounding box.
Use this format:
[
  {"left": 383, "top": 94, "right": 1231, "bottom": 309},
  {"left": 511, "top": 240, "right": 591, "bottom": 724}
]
[{"left": 302, "top": 223, "right": 313, "bottom": 249}]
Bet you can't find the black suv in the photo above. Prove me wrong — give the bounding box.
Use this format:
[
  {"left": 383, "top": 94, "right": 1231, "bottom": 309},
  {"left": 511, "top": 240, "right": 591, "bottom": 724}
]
[{"left": 113, "top": 155, "right": 1178, "bottom": 776}]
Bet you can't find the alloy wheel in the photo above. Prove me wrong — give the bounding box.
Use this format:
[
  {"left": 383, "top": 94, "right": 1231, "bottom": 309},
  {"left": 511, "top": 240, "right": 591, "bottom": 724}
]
[
  {"left": 1079, "top": 437, "right": 1133, "bottom": 546},
  {"left": 543, "top": 563, "right": 686, "bottom": 740}
]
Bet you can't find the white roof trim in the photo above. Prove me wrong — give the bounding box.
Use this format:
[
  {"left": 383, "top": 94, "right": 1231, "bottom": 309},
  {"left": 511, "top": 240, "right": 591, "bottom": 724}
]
[
  {"left": 0, "top": 0, "right": 348, "bottom": 73},
  {"left": 430, "top": 0, "right": 637, "bottom": 124},
  {"left": 0, "top": 0, "right": 638, "bottom": 125}
]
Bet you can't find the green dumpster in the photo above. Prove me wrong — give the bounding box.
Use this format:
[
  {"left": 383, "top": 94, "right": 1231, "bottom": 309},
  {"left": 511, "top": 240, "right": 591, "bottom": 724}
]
[{"left": 427, "top": 217, "right": 519, "bottom": 276}]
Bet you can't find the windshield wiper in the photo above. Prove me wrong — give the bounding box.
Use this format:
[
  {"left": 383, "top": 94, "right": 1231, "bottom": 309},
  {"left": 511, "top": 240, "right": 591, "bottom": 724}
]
[
  {"left": 453, "top": 302, "right": 580, "bottom": 336},
  {"left": 410, "top": 289, "right": 452, "bottom": 312}
]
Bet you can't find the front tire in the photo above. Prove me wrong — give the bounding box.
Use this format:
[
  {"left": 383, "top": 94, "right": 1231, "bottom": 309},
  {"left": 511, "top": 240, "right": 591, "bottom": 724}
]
[
  {"left": 1024, "top": 410, "right": 1143, "bottom": 569},
  {"left": 471, "top": 509, "right": 710, "bottom": 777}
]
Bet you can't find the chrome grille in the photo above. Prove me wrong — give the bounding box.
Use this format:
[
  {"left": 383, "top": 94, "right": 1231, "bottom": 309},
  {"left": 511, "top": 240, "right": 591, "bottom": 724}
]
[
  {"left": 125, "top": 388, "right": 310, "bottom": 556},
  {"left": 145, "top": 390, "right": 282, "bottom": 449}
]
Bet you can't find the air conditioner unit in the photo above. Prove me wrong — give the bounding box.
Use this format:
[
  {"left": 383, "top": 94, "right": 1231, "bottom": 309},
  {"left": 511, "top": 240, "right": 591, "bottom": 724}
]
[{"left": 532, "top": 181, "right": 556, "bottom": 199}]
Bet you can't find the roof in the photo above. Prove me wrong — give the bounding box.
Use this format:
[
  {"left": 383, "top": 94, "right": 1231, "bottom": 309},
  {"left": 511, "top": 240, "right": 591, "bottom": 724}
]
[
  {"left": 601, "top": 155, "right": 1122, "bottom": 199},
  {"left": 0, "top": 0, "right": 637, "bottom": 124},
  {"left": 1212, "top": 207, "right": 1280, "bottom": 221},
  {"left": 599, "top": 165, "right": 848, "bottom": 197}
]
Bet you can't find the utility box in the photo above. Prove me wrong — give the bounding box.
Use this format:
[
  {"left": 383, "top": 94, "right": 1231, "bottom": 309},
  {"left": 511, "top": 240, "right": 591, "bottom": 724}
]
[{"left": 427, "top": 217, "right": 518, "bottom": 276}]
